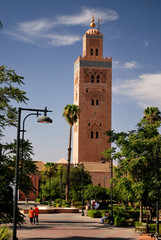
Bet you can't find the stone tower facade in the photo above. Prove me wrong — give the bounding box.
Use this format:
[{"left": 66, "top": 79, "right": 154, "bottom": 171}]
[{"left": 73, "top": 19, "right": 112, "bottom": 168}]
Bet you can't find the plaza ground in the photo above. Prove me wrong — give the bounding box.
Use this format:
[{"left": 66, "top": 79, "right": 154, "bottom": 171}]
[{"left": 16, "top": 212, "right": 140, "bottom": 240}]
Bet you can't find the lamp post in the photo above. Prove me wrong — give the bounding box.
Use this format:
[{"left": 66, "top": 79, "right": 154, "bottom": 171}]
[
  {"left": 80, "top": 163, "right": 84, "bottom": 216},
  {"left": 101, "top": 157, "right": 114, "bottom": 225},
  {"left": 21, "top": 112, "right": 41, "bottom": 182},
  {"left": 104, "top": 176, "right": 107, "bottom": 187},
  {"left": 59, "top": 166, "right": 63, "bottom": 207},
  {"left": 13, "top": 107, "right": 52, "bottom": 240},
  {"left": 74, "top": 163, "right": 84, "bottom": 216}
]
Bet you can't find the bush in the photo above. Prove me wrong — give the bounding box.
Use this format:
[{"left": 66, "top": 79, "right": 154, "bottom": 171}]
[
  {"left": 0, "top": 226, "right": 12, "bottom": 240},
  {"left": 87, "top": 210, "right": 102, "bottom": 218},
  {"left": 54, "top": 198, "right": 61, "bottom": 203},
  {"left": 41, "top": 201, "right": 48, "bottom": 205},
  {"left": 114, "top": 216, "right": 126, "bottom": 226},
  {"left": 73, "top": 201, "right": 82, "bottom": 208},
  {"left": 62, "top": 200, "right": 71, "bottom": 207}
]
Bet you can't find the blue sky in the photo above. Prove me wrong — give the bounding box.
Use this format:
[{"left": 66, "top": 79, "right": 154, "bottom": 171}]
[{"left": 1, "top": 0, "right": 161, "bottom": 163}]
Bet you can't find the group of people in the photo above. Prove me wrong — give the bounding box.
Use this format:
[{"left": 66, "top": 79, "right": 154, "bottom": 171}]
[
  {"left": 28, "top": 205, "right": 39, "bottom": 225},
  {"left": 85, "top": 200, "right": 100, "bottom": 215}
]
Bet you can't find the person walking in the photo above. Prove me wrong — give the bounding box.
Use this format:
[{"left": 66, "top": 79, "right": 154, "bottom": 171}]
[
  {"left": 34, "top": 205, "right": 39, "bottom": 225},
  {"left": 85, "top": 201, "right": 90, "bottom": 216},
  {"left": 28, "top": 207, "right": 34, "bottom": 225},
  {"left": 25, "top": 197, "right": 28, "bottom": 206}
]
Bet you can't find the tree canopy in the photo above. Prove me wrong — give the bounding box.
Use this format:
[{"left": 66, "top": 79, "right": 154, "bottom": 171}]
[
  {"left": 0, "top": 66, "right": 37, "bottom": 224},
  {"left": 103, "top": 107, "right": 161, "bottom": 222},
  {"left": 0, "top": 66, "right": 28, "bottom": 137}
]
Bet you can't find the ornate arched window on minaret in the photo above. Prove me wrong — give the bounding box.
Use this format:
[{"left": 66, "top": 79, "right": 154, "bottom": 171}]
[{"left": 73, "top": 16, "right": 112, "bottom": 165}]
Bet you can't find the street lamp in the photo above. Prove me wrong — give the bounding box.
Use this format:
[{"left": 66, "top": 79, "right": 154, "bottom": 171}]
[
  {"left": 74, "top": 163, "right": 84, "bottom": 216},
  {"left": 101, "top": 157, "right": 114, "bottom": 225},
  {"left": 21, "top": 112, "right": 41, "bottom": 182},
  {"left": 104, "top": 176, "right": 107, "bottom": 187},
  {"left": 80, "top": 163, "right": 85, "bottom": 216},
  {"left": 59, "top": 166, "right": 63, "bottom": 207},
  {"left": 13, "top": 107, "right": 52, "bottom": 240}
]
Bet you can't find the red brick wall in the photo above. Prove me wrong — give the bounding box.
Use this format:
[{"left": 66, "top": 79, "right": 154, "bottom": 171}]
[{"left": 19, "top": 174, "right": 39, "bottom": 201}]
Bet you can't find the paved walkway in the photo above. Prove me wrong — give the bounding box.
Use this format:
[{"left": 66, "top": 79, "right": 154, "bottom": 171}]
[{"left": 16, "top": 213, "right": 139, "bottom": 240}]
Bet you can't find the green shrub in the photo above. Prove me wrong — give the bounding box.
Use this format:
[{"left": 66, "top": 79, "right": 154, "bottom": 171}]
[
  {"left": 114, "top": 216, "right": 126, "bottom": 226},
  {"left": 54, "top": 198, "right": 61, "bottom": 203},
  {"left": 149, "top": 224, "right": 156, "bottom": 233},
  {"left": 73, "top": 201, "right": 82, "bottom": 208},
  {"left": 62, "top": 201, "right": 71, "bottom": 208},
  {"left": 41, "top": 201, "right": 48, "bottom": 205},
  {"left": 0, "top": 226, "right": 12, "bottom": 240},
  {"left": 134, "top": 221, "right": 142, "bottom": 227},
  {"left": 88, "top": 210, "right": 102, "bottom": 218}
]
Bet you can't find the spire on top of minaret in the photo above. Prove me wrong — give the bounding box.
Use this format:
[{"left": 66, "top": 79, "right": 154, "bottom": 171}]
[{"left": 90, "top": 15, "right": 95, "bottom": 28}]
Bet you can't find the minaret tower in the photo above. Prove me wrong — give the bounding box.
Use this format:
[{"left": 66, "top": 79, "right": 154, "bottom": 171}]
[{"left": 73, "top": 16, "right": 112, "bottom": 165}]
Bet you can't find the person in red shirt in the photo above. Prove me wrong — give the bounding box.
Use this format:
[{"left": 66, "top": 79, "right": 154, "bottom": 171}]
[
  {"left": 28, "top": 207, "right": 34, "bottom": 225},
  {"left": 34, "top": 205, "right": 39, "bottom": 225}
]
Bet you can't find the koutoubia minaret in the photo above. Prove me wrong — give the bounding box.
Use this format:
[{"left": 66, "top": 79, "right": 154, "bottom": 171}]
[{"left": 73, "top": 16, "right": 112, "bottom": 186}]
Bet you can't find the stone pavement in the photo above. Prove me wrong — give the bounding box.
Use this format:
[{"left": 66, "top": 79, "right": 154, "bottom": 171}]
[{"left": 16, "top": 213, "right": 140, "bottom": 240}]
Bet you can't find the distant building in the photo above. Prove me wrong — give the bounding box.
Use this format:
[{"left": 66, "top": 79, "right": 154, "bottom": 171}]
[
  {"left": 19, "top": 161, "right": 44, "bottom": 201},
  {"left": 73, "top": 16, "right": 112, "bottom": 187}
]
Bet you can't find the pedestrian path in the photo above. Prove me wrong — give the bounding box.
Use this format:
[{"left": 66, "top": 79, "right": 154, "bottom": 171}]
[{"left": 17, "top": 213, "right": 139, "bottom": 240}]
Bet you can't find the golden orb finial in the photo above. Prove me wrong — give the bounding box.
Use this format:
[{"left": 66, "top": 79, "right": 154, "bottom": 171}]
[{"left": 90, "top": 15, "right": 95, "bottom": 28}]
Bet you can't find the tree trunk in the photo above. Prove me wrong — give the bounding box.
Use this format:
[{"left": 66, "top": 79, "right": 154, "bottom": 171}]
[
  {"left": 139, "top": 200, "right": 143, "bottom": 223},
  {"left": 65, "top": 124, "right": 72, "bottom": 202}
]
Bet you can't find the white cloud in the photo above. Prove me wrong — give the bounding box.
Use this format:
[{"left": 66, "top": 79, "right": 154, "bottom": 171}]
[
  {"left": 113, "top": 60, "right": 139, "bottom": 69},
  {"left": 46, "top": 34, "right": 81, "bottom": 47},
  {"left": 18, "top": 19, "right": 54, "bottom": 35},
  {"left": 113, "top": 73, "right": 161, "bottom": 108},
  {"left": 122, "top": 61, "right": 139, "bottom": 69},
  {"left": 56, "top": 7, "right": 118, "bottom": 25},
  {"left": 5, "top": 7, "right": 118, "bottom": 47}
]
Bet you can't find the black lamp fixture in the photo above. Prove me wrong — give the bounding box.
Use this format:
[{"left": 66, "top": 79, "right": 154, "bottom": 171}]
[{"left": 37, "top": 107, "right": 52, "bottom": 123}]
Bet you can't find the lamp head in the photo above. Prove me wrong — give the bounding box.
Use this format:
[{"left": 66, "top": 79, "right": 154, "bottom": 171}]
[
  {"left": 37, "top": 116, "right": 52, "bottom": 123},
  {"left": 37, "top": 107, "right": 53, "bottom": 123}
]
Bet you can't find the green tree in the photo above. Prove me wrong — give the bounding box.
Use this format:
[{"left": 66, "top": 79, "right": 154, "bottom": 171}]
[
  {"left": 41, "top": 163, "right": 57, "bottom": 202},
  {"left": 84, "top": 184, "right": 109, "bottom": 201},
  {"left": 63, "top": 104, "right": 80, "bottom": 201},
  {"left": 0, "top": 66, "right": 28, "bottom": 224},
  {"left": 70, "top": 165, "right": 92, "bottom": 202},
  {"left": 0, "top": 139, "right": 37, "bottom": 224},
  {"left": 103, "top": 107, "right": 161, "bottom": 222},
  {"left": 0, "top": 66, "right": 28, "bottom": 137},
  {"left": 143, "top": 107, "right": 161, "bottom": 124},
  {"left": 3, "top": 139, "right": 38, "bottom": 195}
]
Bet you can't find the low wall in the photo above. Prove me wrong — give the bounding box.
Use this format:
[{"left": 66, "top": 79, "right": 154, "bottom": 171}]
[{"left": 21, "top": 207, "right": 79, "bottom": 214}]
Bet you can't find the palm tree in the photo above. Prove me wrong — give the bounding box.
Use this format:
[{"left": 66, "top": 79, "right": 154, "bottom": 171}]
[
  {"left": 63, "top": 104, "right": 80, "bottom": 201},
  {"left": 143, "top": 107, "right": 161, "bottom": 124}
]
